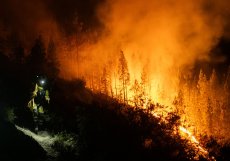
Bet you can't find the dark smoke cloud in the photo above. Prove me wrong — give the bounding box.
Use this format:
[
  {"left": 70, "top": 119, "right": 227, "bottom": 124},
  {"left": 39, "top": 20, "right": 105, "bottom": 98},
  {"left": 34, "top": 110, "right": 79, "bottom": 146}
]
[
  {"left": 0, "top": 0, "right": 58, "bottom": 48},
  {"left": 201, "top": 0, "right": 230, "bottom": 62},
  {"left": 47, "top": 0, "right": 104, "bottom": 34},
  {"left": 0, "top": 0, "right": 230, "bottom": 63},
  {"left": 0, "top": 0, "right": 103, "bottom": 49},
  {"left": 0, "top": 0, "right": 229, "bottom": 45}
]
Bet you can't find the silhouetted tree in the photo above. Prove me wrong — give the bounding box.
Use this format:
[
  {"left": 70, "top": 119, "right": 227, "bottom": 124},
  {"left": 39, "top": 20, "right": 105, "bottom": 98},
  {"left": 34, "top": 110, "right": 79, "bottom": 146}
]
[
  {"left": 101, "top": 67, "right": 109, "bottom": 95},
  {"left": 26, "top": 36, "right": 47, "bottom": 77},
  {"left": 13, "top": 44, "right": 25, "bottom": 65},
  {"left": 197, "top": 69, "right": 208, "bottom": 132},
  {"left": 207, "top": 98, "right": 213, "bottom": 134},
  {"left": 46, "top": 38, "right": 60, "bottom": 80},
  {"left": 197, "top": 70, "right": 208, "bottom": 96},
  {"left": 131, "top": 79, "right": 141, "bottom": 107},
  {"left": 141, "top": 66, "right": 148, "bottom": 95},
  {"left": 173, "top": 89, "right": 185, "bottom": 115},
  {"left": 118, "top": 50, "right": 130, "bottom": 103},
  {"left": 209, "top": 69, "right": 219, "bottom": 134},
  {"left": 210, "top": 69, "right": 218, "bottom": 90}
]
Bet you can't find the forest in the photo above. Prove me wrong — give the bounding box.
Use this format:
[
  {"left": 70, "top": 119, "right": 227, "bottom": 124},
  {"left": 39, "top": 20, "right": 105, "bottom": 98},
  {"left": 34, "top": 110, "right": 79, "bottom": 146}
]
[
  {"left": 1, "top": 0, "right": 230, "bottom": 160},
  {"left": 0, "top": 35, "right": 229, "bottom": 161}
]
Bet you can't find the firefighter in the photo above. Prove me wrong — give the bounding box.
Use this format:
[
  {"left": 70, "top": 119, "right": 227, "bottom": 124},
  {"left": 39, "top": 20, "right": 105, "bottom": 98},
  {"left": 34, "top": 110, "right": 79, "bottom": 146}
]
[{"left": 28, "top": 75, "right": 50, "bottom": 132}]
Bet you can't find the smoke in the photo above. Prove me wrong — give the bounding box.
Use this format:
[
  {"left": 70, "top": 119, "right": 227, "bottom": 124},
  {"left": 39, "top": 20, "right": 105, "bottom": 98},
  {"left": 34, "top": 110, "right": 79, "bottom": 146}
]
[
  {"left": 96, "top": 0, "right": 229, "bottom": 65},
  {"left": 0, "top": 0, "right": 103, "bottom": 50},
  {"left": 0, "top": 0, "right": 60, "bottom": 48},
  {"left": 61, "top": 0, "right": 230, "bottom": 103},
  {"left": 1, "top": 0, "right": 230, "bottom": 141},
  {"left": 1, "top": 0, "right": 230, "bottom": 89}
]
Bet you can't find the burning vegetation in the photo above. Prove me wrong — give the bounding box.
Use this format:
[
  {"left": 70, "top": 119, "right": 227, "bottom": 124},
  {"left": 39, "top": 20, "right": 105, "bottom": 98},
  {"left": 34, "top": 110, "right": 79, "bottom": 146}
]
[
  {"left": 56, "top": 0, "right": 230, "bottom": 144},
  {"left": 0, "top": 0, "right": 230, "bottom": 160}
]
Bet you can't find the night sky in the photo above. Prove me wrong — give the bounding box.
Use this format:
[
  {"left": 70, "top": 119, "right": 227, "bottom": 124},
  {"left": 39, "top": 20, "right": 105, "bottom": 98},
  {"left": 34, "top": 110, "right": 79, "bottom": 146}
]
[
  {"left": 0, "top": 0, "right": 230, "bottom": 67},
  {"left": 0, "top": 0, "right": 104, "bottom": 45}
]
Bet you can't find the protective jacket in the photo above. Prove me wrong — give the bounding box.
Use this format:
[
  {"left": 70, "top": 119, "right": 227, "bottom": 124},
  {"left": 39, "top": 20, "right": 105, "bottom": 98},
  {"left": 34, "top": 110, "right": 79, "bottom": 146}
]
[{"left": 28, "top": 83, "right": 50, "bottom": 114}]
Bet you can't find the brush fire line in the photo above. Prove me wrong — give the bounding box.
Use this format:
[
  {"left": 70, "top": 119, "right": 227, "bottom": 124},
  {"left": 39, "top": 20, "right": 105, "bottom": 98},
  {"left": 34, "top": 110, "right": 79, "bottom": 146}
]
[{"left": 149, "top": 110, "right": 215, "bottom": 161}]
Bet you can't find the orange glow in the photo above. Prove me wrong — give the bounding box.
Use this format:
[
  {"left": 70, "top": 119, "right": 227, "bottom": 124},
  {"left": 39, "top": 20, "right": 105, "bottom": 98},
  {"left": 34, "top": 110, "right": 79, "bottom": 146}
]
[
  {"left": 179, "top": 126, "right": 200, "bottom": 145},
  {"left": 58, "top": 0, "right": 224, "bottom": 107},
  {"left": 57, "top": 0, "right": 230, "bottom": 150},
  {"left": 149, "top": 109, "right": 213, "bottom": 160}
]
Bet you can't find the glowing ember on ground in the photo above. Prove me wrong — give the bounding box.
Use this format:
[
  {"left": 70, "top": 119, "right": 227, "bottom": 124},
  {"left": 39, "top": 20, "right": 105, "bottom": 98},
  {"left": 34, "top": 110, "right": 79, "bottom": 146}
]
[
  {"left": 179, "top": 126, "right": 200, "bottom": 144},
  {"left": 150, "top": 109, "right": 215, "bottom": 161},
  {"left": 178, "top": 126, "right": 209, "bottom": 155}
]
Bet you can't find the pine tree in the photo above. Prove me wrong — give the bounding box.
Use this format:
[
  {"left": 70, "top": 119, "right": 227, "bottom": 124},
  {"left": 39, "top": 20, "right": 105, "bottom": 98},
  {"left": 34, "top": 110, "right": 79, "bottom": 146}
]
[
  {"left": 101, "top": 67, "right": 109, "bottom": 95},
  {"left": 197, "top": 69, "right": 208, "bottom": 95},
  {"left": 173, "top": 89, "right": 184, "bottom": 115},
  {"left": 197, "top": 69, "right": 208, "bottom": 132},
  {"left": 26, "top": 36, "right": 47, "bottom": 77},
  {"left": 140, "top": 66, "right": 148, "bottom": 98},
  {"left": 101, "top": 63, "right": 113, "bottom": 97},
  {"left": 131, "top": 79, "right": 141, "bottom": 107},
  {"left": 13, "top": 44, "right": 25, "bottom": 65},
  {"left": 207, "top": 97, "right": 213, "bottom": 134},
  {"left": 210, "top": 69, "right": 218, "bottom": 90},
  {"left": 46, "top": 39, "right": 60, "bottom": 79},
  {"left": 209, "top": 69, "right": 219, "bottom": 134},
  {"left": 118, "top": 50, "right": 130, "bottom": 103}
]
